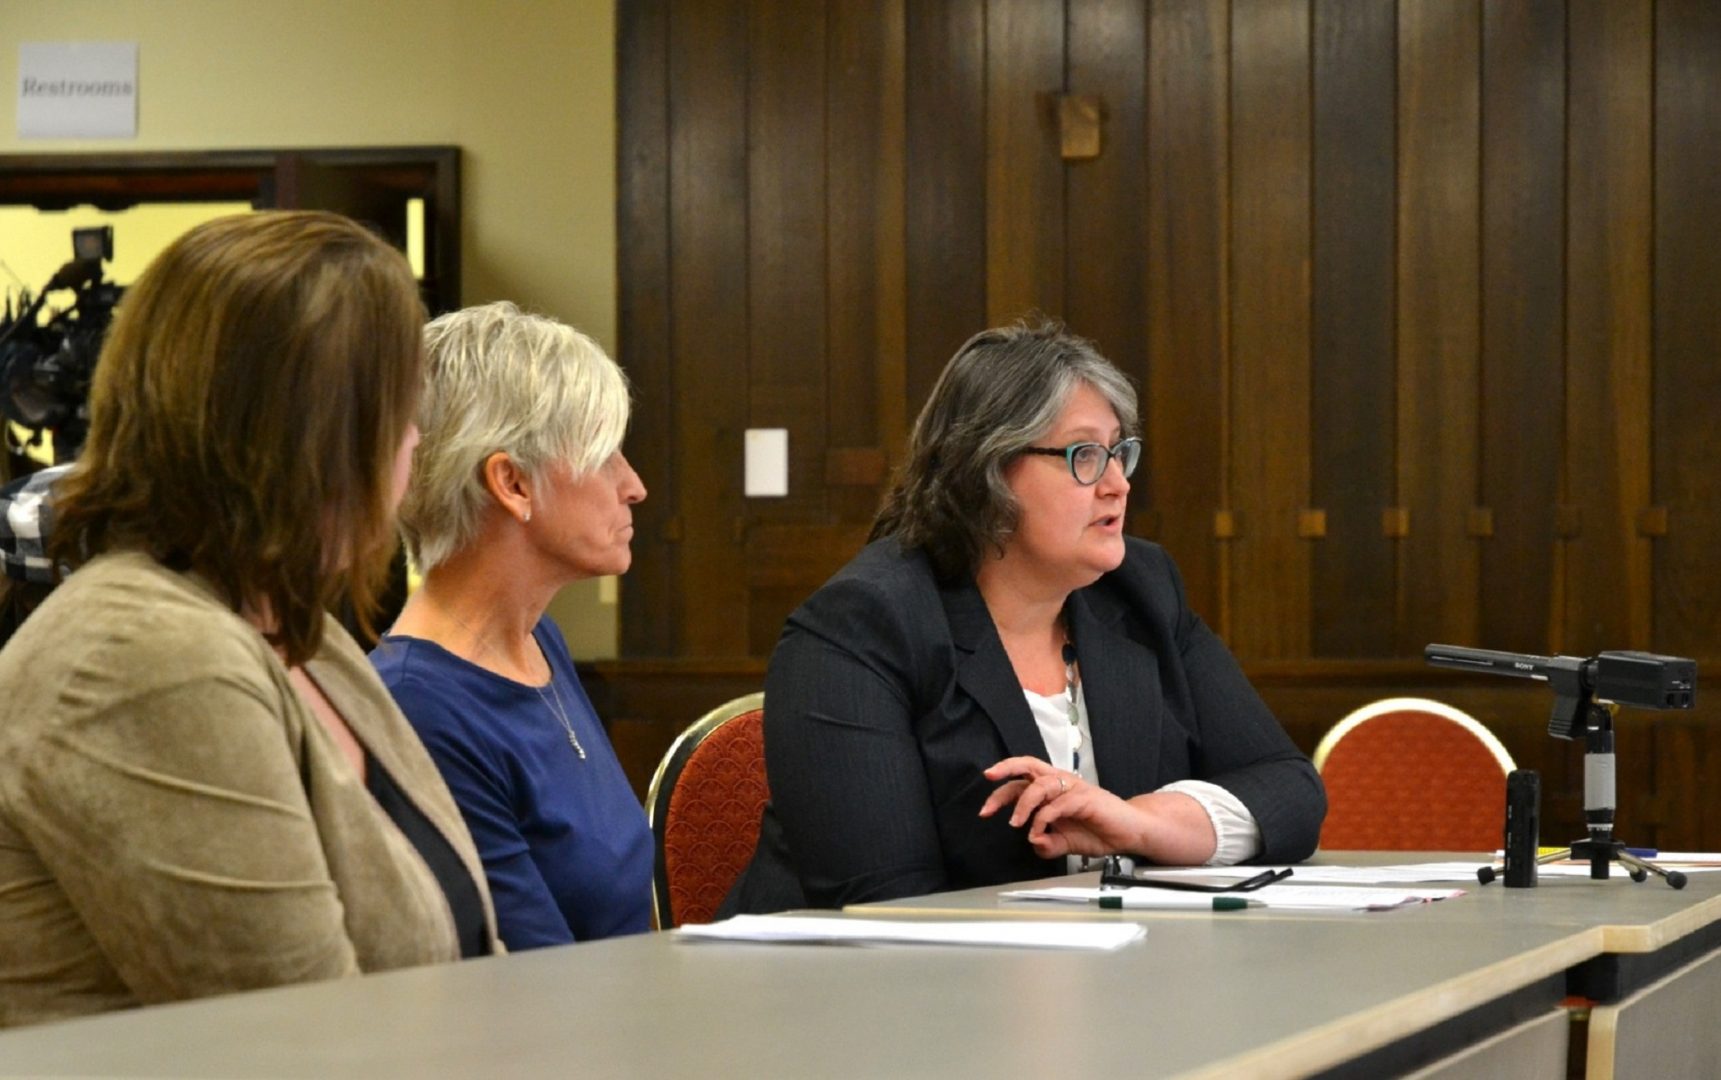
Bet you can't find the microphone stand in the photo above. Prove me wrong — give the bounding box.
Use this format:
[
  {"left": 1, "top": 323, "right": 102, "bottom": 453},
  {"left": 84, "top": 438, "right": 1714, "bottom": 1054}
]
[{"left": 1522, "top": 685, "right": 1686, "bottom": 889}]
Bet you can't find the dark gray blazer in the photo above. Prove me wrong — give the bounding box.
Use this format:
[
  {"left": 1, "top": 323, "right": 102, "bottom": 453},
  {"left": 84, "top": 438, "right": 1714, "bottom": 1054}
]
[{"left": 723, "top": 536, "right": 1325, "bottom": 914}]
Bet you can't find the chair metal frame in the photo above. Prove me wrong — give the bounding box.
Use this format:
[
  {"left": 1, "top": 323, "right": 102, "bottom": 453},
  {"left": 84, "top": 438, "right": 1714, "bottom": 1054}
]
[{"left": 645, "top": 691, "right": 766, "bottom": 930}]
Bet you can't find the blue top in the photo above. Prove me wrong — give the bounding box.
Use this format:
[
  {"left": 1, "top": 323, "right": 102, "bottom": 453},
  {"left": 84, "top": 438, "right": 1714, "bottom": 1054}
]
[{"left": 370, "top": 618, "right": 652, "bottom": 949}]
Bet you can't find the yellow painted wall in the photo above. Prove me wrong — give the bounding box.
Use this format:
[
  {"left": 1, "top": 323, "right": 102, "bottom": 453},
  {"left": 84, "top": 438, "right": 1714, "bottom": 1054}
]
[{"left": 0, "top": 0, "right": 622, "bottom": 656}]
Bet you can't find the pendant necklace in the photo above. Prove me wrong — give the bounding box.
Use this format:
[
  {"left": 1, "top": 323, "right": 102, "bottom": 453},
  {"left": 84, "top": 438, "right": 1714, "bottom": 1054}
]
[
  {"left": 536, "top": 676, "right": 587, "bottom": 760},
  {"left": 449, "top": 608, "right": 586, "bottom": 760},
  {"left": 1062, "top": 638, "right": 1083, "bottom": 774}
]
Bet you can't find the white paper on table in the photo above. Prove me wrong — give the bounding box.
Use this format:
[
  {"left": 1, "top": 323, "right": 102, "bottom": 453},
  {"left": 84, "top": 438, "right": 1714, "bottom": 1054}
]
[
  {"left": 676, "top": 915, "right": 1146, "bottom": 951},
  {"left": 1003, "top": 884, "right": 1464, "bottom": 911}
]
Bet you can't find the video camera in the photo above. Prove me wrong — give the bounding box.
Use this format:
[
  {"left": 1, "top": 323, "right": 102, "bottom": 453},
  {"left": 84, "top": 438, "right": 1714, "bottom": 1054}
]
[
  {"left": 1423, "top": 644, "right": 1696, "bottom": 739},
  {"left": 0, "top": 226, "right": 123, "bottom": 462}
]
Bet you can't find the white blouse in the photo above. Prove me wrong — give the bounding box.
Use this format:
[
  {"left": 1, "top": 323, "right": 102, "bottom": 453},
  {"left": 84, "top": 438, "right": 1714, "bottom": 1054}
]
[{"left": 1023, "top": 681, "right": 1263, "bottom": 868}]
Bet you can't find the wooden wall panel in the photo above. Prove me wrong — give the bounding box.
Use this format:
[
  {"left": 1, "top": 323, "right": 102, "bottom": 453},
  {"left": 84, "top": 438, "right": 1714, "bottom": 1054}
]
[
  {"left": 1228, "top": 0, "right": 1312, "bottom": 660},
  {"left": 826, "top": 0, "right": 908, "bottom": 526},
  {"left": 667, "top": 0, "right": 750, "bottom": 656},
  {"left": 1064, "top": 0, "right": 1148, "bottom": 403},
  {"left": 1146, "top": 0, "right": 1230, "bottom": 631},
  {"left": 620, "top": 0, "right": 1721, "bottom": 682},
  {"left": 984, "top": 0, "right": 1066, "bottom": 324},
  {"left": 904, "top": 0, "right": 987, "bottom": 414},
  {"left": 1564, "top": 0, "right": 1652, "bottom": 656},
  {"left": 1394, "top": 0, "right": 1481, "bottom": 654},
  {"left": 743, "top": 1, "right": 831, "bottom": 654},
  {"left": 1478, "top": 0, "right": 1565, "bottom": 655},
  {"left": 1311, "top": 0, "right": 1397, "bottom": 658},
  {"left": 746, "top": 0, "right": 828, "bottom": 529},
  {"left": 616, "top": 0, "right": 679, "bottom": 656},
  {"left": 1653, "top": 0, "right": 1721, "bottom": 660}
]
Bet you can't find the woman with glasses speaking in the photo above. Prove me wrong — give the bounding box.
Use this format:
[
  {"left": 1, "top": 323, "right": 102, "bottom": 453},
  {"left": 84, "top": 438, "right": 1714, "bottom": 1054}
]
[{"left": 725, "top": 322, "right": 1325, "bottom": 913}]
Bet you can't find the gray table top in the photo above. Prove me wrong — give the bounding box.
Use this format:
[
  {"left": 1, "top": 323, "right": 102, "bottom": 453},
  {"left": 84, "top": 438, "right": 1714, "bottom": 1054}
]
[{"left": 2, "top": 852, "right": 1716, "bottom": 1079}]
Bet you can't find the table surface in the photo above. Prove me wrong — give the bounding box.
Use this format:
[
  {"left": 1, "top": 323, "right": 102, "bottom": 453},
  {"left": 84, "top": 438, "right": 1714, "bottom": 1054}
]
[{"left": 1, "top": 852, "right": 1716, "bottom": 1080}]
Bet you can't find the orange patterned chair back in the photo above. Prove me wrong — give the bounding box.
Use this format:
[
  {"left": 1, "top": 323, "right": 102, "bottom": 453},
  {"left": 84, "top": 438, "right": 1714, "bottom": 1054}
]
[
  {"left": 1313, "top": 697, "right": 1516, "bottom": 852},
  {"left": 646, "top": 693, "right": 768, "bottom": 928}
]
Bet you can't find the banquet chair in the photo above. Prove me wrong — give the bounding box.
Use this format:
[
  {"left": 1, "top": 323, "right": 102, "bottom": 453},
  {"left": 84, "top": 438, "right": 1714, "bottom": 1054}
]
[
  {"left": 1313, "top": 697, "right": 1516, "bottom": 852},
  {"left": 646, "top": 692, "right": 768, "bottom": 928}
]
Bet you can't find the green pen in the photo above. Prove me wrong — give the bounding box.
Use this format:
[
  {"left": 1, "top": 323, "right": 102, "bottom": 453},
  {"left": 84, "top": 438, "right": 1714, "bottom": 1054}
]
[{"left": 1097, "top": 894, "right": 1265, "bottom": 911}]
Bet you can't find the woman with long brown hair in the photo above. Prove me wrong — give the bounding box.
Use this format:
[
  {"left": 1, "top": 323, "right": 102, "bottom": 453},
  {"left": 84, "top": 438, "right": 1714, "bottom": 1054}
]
[{"left": 0, "top": 212, "right": 497, "bottom": 1029}]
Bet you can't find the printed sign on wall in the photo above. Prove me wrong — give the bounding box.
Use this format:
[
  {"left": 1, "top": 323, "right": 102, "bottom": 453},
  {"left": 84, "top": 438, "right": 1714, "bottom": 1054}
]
[{"left": 17, "top": 42, "right": 138, "bottom": 139}]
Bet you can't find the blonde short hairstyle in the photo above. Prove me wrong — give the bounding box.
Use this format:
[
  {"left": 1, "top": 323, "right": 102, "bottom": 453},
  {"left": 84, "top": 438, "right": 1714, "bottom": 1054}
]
[{"left": 400, "top": 302, "right": 631, "bottom": 572}]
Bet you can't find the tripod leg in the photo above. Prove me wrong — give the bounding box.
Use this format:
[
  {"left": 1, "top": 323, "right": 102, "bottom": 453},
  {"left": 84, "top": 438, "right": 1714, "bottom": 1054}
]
[{"left": 1618, "top": 850, "right": 1687, "bottom": 890}]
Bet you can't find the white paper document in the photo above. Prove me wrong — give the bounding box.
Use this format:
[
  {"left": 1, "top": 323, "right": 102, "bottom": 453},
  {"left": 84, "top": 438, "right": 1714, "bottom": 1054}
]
[
  {"left": 1002, "top": 884, "right": 1465, "bottom": 911},
  {"left": 676, "top": 915, "right": 1146, "bottom": 951}
]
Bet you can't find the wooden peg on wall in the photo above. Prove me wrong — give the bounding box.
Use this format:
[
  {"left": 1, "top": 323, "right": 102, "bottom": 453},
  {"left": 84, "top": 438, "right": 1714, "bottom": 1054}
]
[
  {"left": 1382, "top": 507, "right": 1410, "bottom": 538},
  {"left": 1058, "top": 94, "right": 1103, "bottom": 161},
  {"left": 1297, "top": 509, "right": 1327, "bottom": 539}
]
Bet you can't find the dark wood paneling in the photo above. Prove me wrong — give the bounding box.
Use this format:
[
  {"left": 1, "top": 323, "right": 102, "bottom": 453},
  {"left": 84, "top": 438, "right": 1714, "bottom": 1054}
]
[
  {"left": 668, "top": 0, "right": 751, "bottom": 656},
  {"left": 826, "top": 0, "right": 908, "bottom": 525},
  {"left": 1478, "top": 0, "right": 1566, "bottom": 655},
  {"left": 1228, "top": 0, "right": 1312, "bottom": 660},
  {"left": 1064, "top": 0, "right": 1149, "bottom": 412},
  {"left": 984, "top": 0, "right": 1066, "bottom": 324},
  {"left": 1564, "top": 0, "right": 1653, "bottom": 656},
  {"left": 904, "top": 0, "right": 988, "bottom": 415},
  {"left": 617, "top": 0, "right": 679, "bottom": 657},
  {"left": 618, "top": 0, "right": 1721, "bottom": 677},
  {"left": 1653, "top": 0, "right": 1721, "bottom": 659},
  {"left": 1146, "top": 0, "right": 1230, "bottom": 631},
  {"left": 746, "top": 0, "right": 829, "bottom": 530},
  {"left": 1311, "top": 0, "right": 1397, "bottom": 658},
  {"left": 1395, "top": 0, "right": 1481, "bottom": 653}
]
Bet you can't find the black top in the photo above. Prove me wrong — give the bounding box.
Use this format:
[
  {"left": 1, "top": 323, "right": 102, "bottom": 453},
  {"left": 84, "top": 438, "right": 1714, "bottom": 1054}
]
[
  {"left": 365, "top": 751, "right": 490, "bottom": 959},
  {"left": 723, "top": 536, "right": 1326, "bottom": 915}
]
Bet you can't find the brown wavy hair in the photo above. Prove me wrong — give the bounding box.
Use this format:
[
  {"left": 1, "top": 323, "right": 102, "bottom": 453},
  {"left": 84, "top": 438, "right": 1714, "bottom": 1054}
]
[{"left": 50, "top": 211, "right": 425, "bottom": 665}]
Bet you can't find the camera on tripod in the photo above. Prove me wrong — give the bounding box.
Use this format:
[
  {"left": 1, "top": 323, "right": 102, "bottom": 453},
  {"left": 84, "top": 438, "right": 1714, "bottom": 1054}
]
[
  {"left": 1424, "top": 645, "right": 1695, "bottom": 738},
  {"left": 0, "top": 226, "right": 123, "bottom": 463},
  {"left": 1425, "top": 642, "right": 1699, "bottom": 888}
]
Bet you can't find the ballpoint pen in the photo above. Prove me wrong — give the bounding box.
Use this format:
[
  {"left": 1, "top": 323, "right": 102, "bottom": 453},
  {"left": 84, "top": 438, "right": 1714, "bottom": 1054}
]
[{"left": 1098, "top": 895, "right": 1265, "bottom": 911}]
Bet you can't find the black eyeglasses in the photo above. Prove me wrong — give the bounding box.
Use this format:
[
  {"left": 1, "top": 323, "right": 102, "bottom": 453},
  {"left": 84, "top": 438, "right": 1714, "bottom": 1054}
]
[{"left": 1020, "top": 437, "right": 1142, "bottom": 486}]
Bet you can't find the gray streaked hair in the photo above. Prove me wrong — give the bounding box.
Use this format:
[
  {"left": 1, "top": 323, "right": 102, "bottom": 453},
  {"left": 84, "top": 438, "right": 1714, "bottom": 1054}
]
[
  {"left": 871, "top": 320, "right": 1137, "bottom": 580},
  {"left": 400, "top": 301, "right": 630, "bottom": 572}
]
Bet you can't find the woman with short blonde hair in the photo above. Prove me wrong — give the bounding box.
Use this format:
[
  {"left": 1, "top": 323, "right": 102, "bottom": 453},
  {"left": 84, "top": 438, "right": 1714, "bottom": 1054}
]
[{"left": 373, "top": 301, "right": 652, "bottom": 949}]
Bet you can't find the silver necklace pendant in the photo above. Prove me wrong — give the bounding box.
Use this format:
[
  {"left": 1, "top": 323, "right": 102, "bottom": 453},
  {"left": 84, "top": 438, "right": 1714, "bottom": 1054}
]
[
  {"left": 538, "top": 680, "right": 587, "bottom": 760},
  {"left": 1063, "top": 639, "right": 1083, "bottom": 764}
]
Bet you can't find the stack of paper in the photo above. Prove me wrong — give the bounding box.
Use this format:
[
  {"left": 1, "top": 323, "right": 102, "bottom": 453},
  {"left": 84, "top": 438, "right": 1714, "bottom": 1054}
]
[{"left": 677, "top": 915, "right": 1147, "bottom": 950}]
